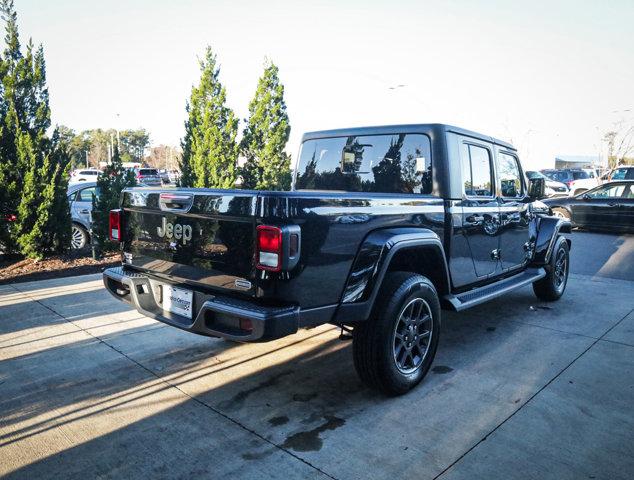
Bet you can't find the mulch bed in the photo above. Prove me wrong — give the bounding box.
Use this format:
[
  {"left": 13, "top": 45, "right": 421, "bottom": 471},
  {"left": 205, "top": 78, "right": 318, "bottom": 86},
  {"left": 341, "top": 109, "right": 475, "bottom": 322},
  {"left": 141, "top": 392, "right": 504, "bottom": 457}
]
[{"left": 0, "top": 251, "right": 121, "bottom": 285}]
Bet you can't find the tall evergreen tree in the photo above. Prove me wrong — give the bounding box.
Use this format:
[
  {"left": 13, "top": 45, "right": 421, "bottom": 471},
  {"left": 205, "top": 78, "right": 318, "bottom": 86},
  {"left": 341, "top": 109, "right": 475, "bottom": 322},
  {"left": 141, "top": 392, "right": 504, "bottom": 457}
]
[
  {"left": 0, "top": 0, "right": 24, "bottom": 251},
  {"left": 13, "top": 132, "right": 70, "bottom": 258},
  {"left": 92, "top": 145, "right": 135, "bottom": 254},
  {"left": 180, "top": 46, "right": 238, "bottom": 188},
  {"left": 240, "top": 60, "right": 291, "bottom": 190},
  {"left": 0, "top": 0, "right": 70, "bottom": 257}
]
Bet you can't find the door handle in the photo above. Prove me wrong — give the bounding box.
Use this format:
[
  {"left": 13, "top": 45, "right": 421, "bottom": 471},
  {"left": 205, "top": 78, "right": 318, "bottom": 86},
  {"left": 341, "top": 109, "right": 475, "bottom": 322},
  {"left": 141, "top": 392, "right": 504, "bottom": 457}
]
[{"left": 80, "top": 209, "right": 90, "bottom": 214}]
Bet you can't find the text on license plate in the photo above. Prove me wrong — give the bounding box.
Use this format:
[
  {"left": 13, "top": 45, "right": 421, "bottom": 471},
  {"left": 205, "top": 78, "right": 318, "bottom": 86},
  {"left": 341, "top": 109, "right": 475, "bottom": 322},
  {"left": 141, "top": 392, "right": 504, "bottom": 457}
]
[{"left": 162, "top": 285, "right": 193, "bottom": 319}]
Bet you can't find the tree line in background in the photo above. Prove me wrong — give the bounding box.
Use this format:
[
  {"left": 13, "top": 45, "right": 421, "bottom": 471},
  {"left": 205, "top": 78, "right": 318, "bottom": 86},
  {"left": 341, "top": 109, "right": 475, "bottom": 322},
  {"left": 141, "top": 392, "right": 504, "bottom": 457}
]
[
  {"left": 180, "top": 47, "right": 291, "bottom": 190},
  {"left": 58, "top": 126, "right": 151, "bottom": 169}
]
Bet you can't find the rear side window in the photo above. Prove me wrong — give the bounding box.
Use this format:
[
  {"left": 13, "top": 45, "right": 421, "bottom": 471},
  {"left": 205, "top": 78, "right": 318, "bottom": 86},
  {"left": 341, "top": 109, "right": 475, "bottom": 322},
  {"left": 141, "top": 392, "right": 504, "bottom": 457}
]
[
  {"left": 498, "top": 152, "right": 523, "bottom": 198},
  {"left": 460, "top": 143, "right": 493, "bottom": 197},
  {"left": 572, "top": 171, "right": 589, "bottom": 180},
  {"left": 295, "top": 133, "right": 432, "bottom": 194}
]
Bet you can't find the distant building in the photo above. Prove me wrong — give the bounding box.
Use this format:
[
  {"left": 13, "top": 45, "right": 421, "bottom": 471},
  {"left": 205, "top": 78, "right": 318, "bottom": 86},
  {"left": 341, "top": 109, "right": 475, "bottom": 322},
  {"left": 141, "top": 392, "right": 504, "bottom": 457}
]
[{"left": 554, "top": 155, "right": 603, "bottom": 169}]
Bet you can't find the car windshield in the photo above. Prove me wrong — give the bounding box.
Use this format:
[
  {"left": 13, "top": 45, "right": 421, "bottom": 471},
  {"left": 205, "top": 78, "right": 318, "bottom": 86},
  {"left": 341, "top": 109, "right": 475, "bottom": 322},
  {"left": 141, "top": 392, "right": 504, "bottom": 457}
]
[
  {"left": 572, "top": 171, "right": 589, "bottom": 180},
  {"left": 544, "top": 171, "right": 568, "bottom": 182},
  {"left": 611, "top": 168, "right": 629, "bottom": 180},
  {"left": 139, "top": 169, "right": 158, "bottom": 175},
  {"left": 585, "top": 184, "right": 626, "bottom": 198},
  {"left": 527, "top": 171, "right": 548, "bottom": 180}
]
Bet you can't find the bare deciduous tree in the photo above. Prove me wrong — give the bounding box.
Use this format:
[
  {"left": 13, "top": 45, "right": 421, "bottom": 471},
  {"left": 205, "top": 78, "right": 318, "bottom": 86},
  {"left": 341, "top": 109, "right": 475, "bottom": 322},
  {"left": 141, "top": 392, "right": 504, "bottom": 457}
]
[{"left": 604, "top": 120, "right": 634, "bottom": 168}]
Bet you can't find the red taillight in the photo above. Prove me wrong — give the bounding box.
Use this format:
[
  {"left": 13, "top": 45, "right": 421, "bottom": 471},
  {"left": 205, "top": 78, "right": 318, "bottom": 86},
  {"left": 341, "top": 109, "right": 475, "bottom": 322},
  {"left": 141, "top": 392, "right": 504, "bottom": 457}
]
[
  {"left": 109, "top": 209, "right": 122, "bottom": 242},
  {"left": 256, "top": 225, "right": 282, "bottom": 271},
  {"left": 566, "top": 180, "right": 574, "bottom": 187},
  {"left": 4, "top": 214, "right": 17, "bottom": 222}
]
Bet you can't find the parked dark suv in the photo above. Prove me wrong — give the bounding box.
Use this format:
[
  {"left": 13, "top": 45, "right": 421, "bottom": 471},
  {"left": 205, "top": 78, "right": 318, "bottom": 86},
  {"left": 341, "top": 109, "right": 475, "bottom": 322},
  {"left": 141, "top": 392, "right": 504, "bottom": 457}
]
[
  {"left": 103, "top": 124, "right": 571, "bottom": 395},
  {"left": 541, "top": 168, "right": 599, "bottom": 196}
]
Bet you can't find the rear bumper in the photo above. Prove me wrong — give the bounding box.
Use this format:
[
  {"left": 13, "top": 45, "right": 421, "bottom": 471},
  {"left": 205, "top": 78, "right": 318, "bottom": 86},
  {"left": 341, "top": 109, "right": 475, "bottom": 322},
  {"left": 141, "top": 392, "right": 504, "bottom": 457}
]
[{"left": 103, "top": 266, "right": 300, "bottom": 342}]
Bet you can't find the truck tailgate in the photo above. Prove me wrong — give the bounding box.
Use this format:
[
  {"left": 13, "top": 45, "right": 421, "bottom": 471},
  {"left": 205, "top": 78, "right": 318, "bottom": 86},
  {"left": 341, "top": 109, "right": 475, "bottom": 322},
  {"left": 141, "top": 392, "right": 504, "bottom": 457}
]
[{"left": 121, "top": 188, "right": 257, "bottom": 296}]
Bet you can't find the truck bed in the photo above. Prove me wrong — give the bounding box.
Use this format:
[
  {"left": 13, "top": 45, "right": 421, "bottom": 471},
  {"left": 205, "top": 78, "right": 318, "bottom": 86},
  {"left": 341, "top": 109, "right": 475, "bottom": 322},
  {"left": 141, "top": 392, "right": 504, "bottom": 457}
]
[{"left": 119, "top": 187, "right": 446, "bottom": 308}]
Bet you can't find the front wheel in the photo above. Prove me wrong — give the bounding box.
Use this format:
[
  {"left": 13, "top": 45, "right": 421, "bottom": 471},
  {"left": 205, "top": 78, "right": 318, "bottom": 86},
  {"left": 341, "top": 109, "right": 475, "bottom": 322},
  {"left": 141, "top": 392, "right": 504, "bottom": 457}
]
[
  {"left": 533, "top": 236, "right": 569, "bottom": 301},
  {"left": 551, "top": 208, "right": 571, "bottom": 220},
  {"left": 71, "top": 224, "right": 89, "bottom": 249},
  {"left": 353, "top": 272, "right": 441, "bottom": 396}
]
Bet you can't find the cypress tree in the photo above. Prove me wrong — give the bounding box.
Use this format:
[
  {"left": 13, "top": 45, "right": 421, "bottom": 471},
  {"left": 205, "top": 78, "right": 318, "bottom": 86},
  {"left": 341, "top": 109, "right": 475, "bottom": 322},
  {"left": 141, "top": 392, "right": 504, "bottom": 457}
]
[
  {"left": 92, "top": 145, "right": 135, "bottom": 253},
  {"left": 0, "top": 0, "right": 23, "bottom": 251},
  {"left": 180, "top": 46, "right": 238, "bottom": 188},
  {"left": 240, "top": 60, "right": 291, "bottom": 190},
  {"left": 0, "top": 1, "right": 70, "bottom": 257}
]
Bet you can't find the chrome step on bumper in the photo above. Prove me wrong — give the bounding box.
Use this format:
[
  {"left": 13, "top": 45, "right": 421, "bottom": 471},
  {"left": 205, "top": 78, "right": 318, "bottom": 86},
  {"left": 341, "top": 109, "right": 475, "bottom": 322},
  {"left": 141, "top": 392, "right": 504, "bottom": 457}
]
[
  {"left": 443, "top": 268, "right": 546, "bottom": 312},
  {"left": 102, "top": 267, "right": 299, "bottom": 342}
]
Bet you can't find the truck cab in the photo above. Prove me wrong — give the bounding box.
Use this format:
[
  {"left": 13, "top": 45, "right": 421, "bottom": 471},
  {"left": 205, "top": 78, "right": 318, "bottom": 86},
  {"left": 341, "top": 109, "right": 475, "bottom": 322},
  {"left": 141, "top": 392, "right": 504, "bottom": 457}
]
[{"left": 103, "top": 123, "right": 571, "bottom": 395}]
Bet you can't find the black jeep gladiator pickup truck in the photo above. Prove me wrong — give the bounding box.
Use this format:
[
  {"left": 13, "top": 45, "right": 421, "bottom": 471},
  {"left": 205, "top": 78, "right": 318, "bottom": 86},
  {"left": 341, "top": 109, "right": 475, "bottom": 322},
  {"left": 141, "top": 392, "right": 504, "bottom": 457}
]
[{"left": 103, "top": 124, "right": 571, "bottom": 395}]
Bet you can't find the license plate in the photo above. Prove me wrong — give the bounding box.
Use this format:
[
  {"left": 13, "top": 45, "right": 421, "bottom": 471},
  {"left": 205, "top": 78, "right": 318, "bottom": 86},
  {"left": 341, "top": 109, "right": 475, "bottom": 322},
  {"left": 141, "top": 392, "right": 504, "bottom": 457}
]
[{"left": 162, "top": 285, "right": 193, "bottom": 319}]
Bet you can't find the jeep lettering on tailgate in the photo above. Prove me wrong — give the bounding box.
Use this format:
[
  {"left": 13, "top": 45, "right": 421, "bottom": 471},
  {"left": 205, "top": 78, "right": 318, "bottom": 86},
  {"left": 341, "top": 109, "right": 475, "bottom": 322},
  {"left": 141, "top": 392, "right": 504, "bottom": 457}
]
[{"left": 157, "top": 217, "right": 193, "bottom": 245}]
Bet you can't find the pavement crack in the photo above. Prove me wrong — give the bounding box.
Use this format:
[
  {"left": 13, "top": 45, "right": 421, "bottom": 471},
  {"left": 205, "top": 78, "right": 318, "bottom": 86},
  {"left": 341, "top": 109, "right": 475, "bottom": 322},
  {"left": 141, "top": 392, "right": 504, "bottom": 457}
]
[{"left": 434, "top": 306, "right": 634, "bottom": 480}]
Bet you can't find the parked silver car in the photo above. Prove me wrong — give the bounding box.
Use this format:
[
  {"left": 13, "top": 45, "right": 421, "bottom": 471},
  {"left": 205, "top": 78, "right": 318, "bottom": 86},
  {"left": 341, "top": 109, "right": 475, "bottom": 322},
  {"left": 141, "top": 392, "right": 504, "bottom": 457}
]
[
  {"left": 133, "top": 167, "right": 162, "bottom": 186},
  {"left": 67, "top": 182, "right": 98, "bottom": 249}
]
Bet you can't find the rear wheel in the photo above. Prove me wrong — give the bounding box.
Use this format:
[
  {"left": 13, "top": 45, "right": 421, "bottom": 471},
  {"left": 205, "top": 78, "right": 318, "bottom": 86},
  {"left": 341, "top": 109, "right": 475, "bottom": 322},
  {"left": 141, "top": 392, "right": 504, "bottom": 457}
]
[
  {"left": 71, "top": 224, "right": 89, "bottom": 249},
  {"left": 533, "top": 236, "right": 569, "bottom": 301},
  {"left": 353, "top": 272, "right": 441, "bottom": 396}
]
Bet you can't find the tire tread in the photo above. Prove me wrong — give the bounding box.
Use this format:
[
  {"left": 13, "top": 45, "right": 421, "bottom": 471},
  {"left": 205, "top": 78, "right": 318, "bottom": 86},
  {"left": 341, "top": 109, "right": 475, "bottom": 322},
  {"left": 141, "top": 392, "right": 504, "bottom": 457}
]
[{"left": 353, "top": 271, "right": 439, "bottom": 395}]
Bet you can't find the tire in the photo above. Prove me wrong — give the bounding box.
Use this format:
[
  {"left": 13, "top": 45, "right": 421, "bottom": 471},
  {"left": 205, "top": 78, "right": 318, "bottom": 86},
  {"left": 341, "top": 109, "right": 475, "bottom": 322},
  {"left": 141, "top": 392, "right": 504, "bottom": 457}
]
[
  {"left": 71, "top": 224, "right": 89, "bottom": 249},
  {"left": 353, "top": 271, "right": 441, "bottom": 396},
  {"left": 533, "top": 236, "right": 569, "bottom": 301},
  {"left": 551, "top": 208, "right": 571, "bottom": 220}
]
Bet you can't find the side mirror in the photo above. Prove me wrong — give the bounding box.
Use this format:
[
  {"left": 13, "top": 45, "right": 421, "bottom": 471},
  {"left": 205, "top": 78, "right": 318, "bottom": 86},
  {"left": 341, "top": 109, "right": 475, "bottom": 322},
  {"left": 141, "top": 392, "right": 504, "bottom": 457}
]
[
  {"left": 528, "top": 177, "right": 545, "bottom": 200},
  {"left": 581, "top": 193, "right": 591, "bottom": 200}
]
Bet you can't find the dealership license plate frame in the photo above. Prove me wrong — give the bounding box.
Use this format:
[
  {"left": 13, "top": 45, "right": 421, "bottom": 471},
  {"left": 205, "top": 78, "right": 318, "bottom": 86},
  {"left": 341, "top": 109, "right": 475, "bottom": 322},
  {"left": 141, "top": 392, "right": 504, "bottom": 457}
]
[{"left": 162, "top": 285, "right": 194, "bottom": 319}]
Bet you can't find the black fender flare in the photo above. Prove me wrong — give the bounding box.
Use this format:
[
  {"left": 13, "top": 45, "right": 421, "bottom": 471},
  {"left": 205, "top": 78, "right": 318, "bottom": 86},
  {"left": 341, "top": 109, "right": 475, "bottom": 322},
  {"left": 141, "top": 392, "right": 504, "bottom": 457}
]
[
  {"left": 531, "top": 215, "right": 572, "bottom": 266},
  {"left": 334, "top": 228, "right": 450, "bottom": 324}
]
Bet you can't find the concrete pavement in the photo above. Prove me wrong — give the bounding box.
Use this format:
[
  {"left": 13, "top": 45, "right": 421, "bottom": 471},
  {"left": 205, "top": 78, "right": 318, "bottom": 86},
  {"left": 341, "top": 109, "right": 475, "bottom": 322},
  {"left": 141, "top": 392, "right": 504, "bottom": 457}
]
[{"left": 0, "top": 233, "right": 633, "bottom": 479}]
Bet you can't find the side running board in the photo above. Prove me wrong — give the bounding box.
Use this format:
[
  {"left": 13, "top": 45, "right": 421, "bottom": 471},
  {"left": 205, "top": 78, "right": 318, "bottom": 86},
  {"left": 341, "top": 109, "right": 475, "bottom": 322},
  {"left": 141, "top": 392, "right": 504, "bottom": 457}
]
[{"left": 443, "top": 268, "right": 546, "bottom": 312}]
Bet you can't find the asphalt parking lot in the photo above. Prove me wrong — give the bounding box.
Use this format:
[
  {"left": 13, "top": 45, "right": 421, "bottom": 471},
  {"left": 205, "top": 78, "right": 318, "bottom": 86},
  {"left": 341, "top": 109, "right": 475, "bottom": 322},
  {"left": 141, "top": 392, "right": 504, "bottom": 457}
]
[{"left": 1, "top": 231, "right": 633, "bottom": 479}]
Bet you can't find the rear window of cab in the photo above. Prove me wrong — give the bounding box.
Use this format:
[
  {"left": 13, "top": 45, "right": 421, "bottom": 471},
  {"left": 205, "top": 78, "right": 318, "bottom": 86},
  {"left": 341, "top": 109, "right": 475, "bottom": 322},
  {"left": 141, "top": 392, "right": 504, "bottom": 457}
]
[{"left": 295, "top": 133, "right": 432, "bottom": 194}]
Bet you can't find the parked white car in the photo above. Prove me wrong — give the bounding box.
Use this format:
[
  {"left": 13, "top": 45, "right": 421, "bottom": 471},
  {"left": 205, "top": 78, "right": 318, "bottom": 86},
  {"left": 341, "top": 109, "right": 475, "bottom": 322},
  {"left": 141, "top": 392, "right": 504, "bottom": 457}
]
[{"left": 69, "top": 168, "right": 101, "bottom": 184}]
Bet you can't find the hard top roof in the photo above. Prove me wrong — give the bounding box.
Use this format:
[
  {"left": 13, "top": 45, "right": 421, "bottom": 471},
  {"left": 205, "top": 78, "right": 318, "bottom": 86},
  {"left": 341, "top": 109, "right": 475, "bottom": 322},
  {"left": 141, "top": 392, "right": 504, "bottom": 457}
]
[
  {"left": 67, "top": 181, "right": 97, "bottom": 194},
  {"left": 301, "top": 123, "right": 515, "bottom": 150}
]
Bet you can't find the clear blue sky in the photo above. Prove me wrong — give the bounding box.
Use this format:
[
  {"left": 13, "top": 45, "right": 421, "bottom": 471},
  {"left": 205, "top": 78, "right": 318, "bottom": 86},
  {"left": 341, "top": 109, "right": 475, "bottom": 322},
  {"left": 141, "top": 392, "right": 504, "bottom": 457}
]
[{"left": 18, "top": 0, "right": 634, "bottom": 169}]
